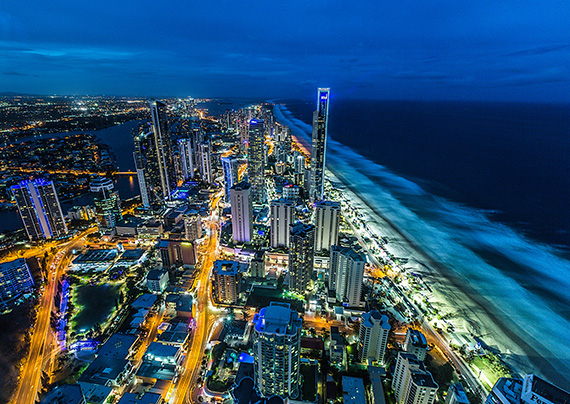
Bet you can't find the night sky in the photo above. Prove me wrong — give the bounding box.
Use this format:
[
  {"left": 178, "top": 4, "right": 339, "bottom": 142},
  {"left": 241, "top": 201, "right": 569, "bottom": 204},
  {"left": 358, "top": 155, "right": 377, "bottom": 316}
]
[{"left": 2, "top": 1, "right": 570, "bottom": 101}]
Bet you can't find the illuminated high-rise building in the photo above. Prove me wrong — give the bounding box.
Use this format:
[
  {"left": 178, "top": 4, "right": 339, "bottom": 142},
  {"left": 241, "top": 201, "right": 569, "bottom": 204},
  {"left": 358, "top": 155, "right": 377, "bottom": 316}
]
[
  {"left": 90, "top": 177, "right": 122, "bottom": 230},
  {"left": 199, "top": 141, "right": 213, "bottom": 184},
  {"left": 247, "top": 119, "right": 266, "bottom": 204},
  {"left": 178, "top": 138, "right": 195, "bottom": 180},
  {"left": 330, "top": 245, "right": 365, "bottom": 307},
  {"left": 133, "top": 129, "right": 154, "bottom": 208},
  {"left": 310, "top": 88, "right": 330, "bottom": 201},
  {"left": 392, "top": 352, "right": 438, "bottom": 404},
  {"left": 150, "top": 100, "right": 175, "bottom": 200},
  {"left": 11, "top": 179, "right": 68, "bottom": 241},
  {"left": 213, "top": 260, "right": 243, "bottom": 304},
  {"left": 0, "top": 259, "right": 34, "bottom": 306},
  {"left": 288, "top": 223, "right": 315, "bottom": 295},
  {"left": 358, "top": 310, "right": 391, "bottom": 363},
  {"left": 230, "top": 182, "right": 253, "bottom": 243},
  {"left": 133, "top": 102, "right": 175, "bottom": 209},
  {"left": 270, "top": 199, "right": 296, "bottom": 248},
  {"left": 221, "top": 156, "right": 239, "bottom": 202},
  {"left": 252, "top": 302, "right": 302, "bottom": 399},
  {"left": 314, "top": 200, "right": 340, "bottom": 252}
]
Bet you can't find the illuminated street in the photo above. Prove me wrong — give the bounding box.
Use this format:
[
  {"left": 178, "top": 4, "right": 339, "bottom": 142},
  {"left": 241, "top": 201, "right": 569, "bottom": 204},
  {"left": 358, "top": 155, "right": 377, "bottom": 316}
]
[
  {"left": 170, "top": 194, "right": 224, "bottom": 404},
  {"left": 12, "top": 229, "right": 95, "bottom": 404}
]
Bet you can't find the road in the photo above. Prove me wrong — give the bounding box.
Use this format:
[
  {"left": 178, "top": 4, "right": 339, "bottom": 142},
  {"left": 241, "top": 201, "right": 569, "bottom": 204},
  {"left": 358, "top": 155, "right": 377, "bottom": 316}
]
[
  {"left": 170, "top": 194, "right": 224, "bottom": 404},
  {"left": 12, "top": 229, "right": 95, "bottom": 404}
]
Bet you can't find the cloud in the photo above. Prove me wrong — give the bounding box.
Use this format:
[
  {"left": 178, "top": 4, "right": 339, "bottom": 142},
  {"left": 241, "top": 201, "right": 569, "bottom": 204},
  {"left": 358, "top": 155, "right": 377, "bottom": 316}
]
[
  {"left": 495, "top": 69, "right": 568, "bottom": 87},
  {"left": 507, "top": 44, "right": 570, "bottom": 57},
  {"left": 3, "top": 71, "right": 29, "bottom": 76},
  {"left": 391, "top": 71, "right": 452, "bottom": 80}
]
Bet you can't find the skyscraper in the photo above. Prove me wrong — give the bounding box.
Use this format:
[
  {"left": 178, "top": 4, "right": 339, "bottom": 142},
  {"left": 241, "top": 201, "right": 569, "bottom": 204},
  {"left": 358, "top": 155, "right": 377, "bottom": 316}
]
[
  {"left": 199, "top": 141, "right": 213, "bottom": 184},
  {"left": 270, "top": 199, "right": 296, "bottom": 248},
  {"left": 358, "top": 310, "right": 391, "bottom": 363},
  {"left": 12, "top": 179, "right": 68, "bottom": 241},
  {"left": 288, "top": 222, "right": 315, "bottom": 295},
  {"left": 252, "top": 302, "right": 302, "bottom": 399},
  {"left": 150, "top": 100, "right": 175, "bottom": 200},
  {"left": 274, "top": 122, "right": 291, "bottom": 163},
  {"left": 247, "top": 119, "right": 266, "bottom": 204},
  {"left": 314, "top": 200, "right": 340, "bottom": 252},
  {"left": 213, "top": 260, "right": 243, "bottom": 304},
  {"left": 230, "top": 182, "right": 253, "bottom": 243},
  {"left": 178, "top": 137, "right": 195, "bottom": 180},
  {"left": 90, "top": 177, "right": 122, "bottom": 230},
  {"left": 392, "top": 352, "right": 438, "bottom": 404},
  {"left": 310, "top": 88, "right": 330, "bottom": 201},
  {"left": 221, "top": 156, "right": 239, "bottom": 202},
  {"left": 330, "top": 245, "right": 365, "bottom": 307},
  {"left": 133, "top": 128, "right": 154, "bottom": 208}
]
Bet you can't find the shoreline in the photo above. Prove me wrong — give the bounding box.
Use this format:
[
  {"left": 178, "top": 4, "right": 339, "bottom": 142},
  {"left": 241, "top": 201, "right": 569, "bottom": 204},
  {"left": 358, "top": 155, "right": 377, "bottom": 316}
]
[{"left": 276, "top": 105, "right": 570, "bottom": 389}]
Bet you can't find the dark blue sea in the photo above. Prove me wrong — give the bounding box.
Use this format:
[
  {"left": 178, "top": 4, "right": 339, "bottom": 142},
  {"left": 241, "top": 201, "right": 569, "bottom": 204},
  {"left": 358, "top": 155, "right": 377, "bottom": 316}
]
[{"left": 284, "top": 99, "right": 570, "bottom": 251}]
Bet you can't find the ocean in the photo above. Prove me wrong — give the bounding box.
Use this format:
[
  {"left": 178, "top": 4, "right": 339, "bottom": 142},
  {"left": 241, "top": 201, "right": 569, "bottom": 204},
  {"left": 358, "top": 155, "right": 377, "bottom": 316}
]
[{"left": 274, "top": 99, "right": 570, "bottom": 388}]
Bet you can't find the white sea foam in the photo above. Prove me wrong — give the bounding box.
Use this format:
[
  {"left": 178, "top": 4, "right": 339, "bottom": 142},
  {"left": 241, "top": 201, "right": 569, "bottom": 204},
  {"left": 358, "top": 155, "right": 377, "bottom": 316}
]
[{"left": 275, "top": 104, "right": 570, "bottom": 385}]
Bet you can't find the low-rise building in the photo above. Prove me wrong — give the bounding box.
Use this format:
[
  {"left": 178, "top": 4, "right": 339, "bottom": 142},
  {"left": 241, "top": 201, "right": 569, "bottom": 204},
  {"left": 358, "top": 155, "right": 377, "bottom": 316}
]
[
  {"left": 147, "top": 269, "right": 169, "bottom": 293},
  {"left": 70, "top": 249, "right": 118, "bottom": 273},
  {"left": 117, "top": 392, "right": 162, "bottom": 404},
  {"left": 342, "top": 376, "right": 366, "bottom": 404},
  {"left": 39, "top": 384, "right": 85, "bottom": 404}
]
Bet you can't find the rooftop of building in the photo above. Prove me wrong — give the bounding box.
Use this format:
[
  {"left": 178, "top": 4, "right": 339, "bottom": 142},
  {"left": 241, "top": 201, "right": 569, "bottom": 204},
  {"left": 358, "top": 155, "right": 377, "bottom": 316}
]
[
  {"left": 489, "top": 377, "right": 522, "bottom": 404},
  {"left": 362, "top": 310, "right": 390, "bottom": 330},
  {"left": 144, "top": 342, "right": 181, "bottom": 362},
  {"left": 316, "top": 200, "right": 341, "bottom": 208},
  {"left": 270, "top": 198, "right": 296, "bottom": 206},
  {"left": 342, "top": 376, "right": 366, "bottom": 404},
  {"left": 0, "top": 258, "right": 27, "bottom": 272},
  {"left": 289, "top": 222, "right": 315, "bottom": 237},
  {"left": 213, "top": 260, "right": 245, "bottom": 276},
  {"left": 406, "top": 328, "right": 428, "bottom": 348},
  {"left": 118, "top": 249, "right": 146, "bottom": 261},
  {"left": 253, "top": 302, "right": 301, "bottom": 336},
  {"left": 136, "top": 361, "right": 177, "bottom": 381},
  {"left": 147, "top": 269, "right": 168, "bottom": 281},
  {"left": 524, "top": 374, "right": 570, "bottom": 404},
  {"left": 39, "top": 384, "right": 84, "bottom": 404},
  {"left": 78, "top": 355, "right": 129, "bottom": 385},
  {"left": 131, "top": 293, "right": 158, "bottom": 309},
  {"left": 448, "top": 383, "right": 470, "bottom": 404},
  {"left": 97, "top": 333, "right": 139, "bottom": 360},
  {"left": 72, "top": 249, "right": 118, "bottom": 264},
  {"left": 117, "top": 392, "right": 162, "bottom": 404},
  {"left": 331, "top": 245, "right": 366, "bottom": 262},
  {"left": 411, "top": 372, "right": 438, "bottom": 389},
  {"left": 231, "top": 181, "right": 251, "bottom": 191}
]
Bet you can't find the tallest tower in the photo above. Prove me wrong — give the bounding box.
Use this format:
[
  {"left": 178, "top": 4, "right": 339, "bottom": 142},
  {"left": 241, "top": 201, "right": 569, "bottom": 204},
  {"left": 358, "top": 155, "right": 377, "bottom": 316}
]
[
  {"left": 310, "top": 88, "right": 330, "bottom": 201},
  {"left": 150, "top": 100, "right": 175, "bottom": 201}
]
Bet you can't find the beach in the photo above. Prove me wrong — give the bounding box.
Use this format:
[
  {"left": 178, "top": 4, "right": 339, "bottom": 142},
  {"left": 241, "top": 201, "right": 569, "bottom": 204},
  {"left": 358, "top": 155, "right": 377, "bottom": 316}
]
[{"left": 274, "top": 104, "right": 570, "bottom": 389}]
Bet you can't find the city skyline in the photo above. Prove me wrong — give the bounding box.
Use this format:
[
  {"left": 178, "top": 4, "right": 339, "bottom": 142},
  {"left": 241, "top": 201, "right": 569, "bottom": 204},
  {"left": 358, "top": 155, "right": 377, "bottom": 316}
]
[{"left": 1, "top": 2, "right": 570, "bottom": 102}]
